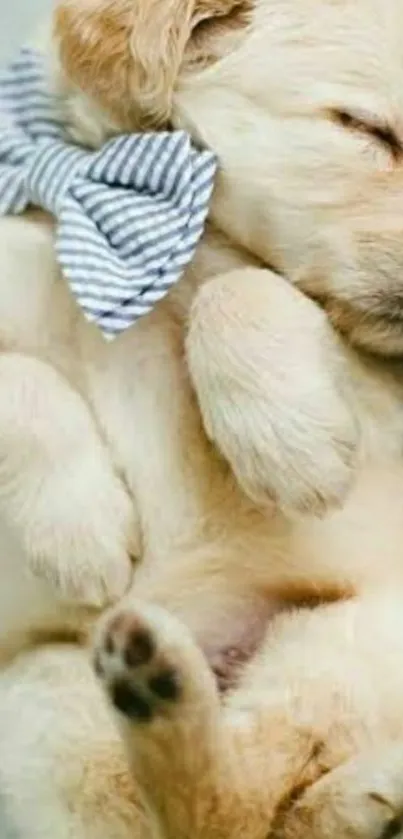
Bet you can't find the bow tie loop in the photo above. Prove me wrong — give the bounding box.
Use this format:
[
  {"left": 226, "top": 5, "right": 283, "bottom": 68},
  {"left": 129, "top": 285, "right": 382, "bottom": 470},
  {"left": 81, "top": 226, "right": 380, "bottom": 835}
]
[
  {"left": 0, "top": 48, "right": 217, "bottom": 338},
  {"left": 27, "top": 140, "right": 88, "bottom": 215},
  {"left": 55, "top": 132, "right": 217, "bottom": 335}
]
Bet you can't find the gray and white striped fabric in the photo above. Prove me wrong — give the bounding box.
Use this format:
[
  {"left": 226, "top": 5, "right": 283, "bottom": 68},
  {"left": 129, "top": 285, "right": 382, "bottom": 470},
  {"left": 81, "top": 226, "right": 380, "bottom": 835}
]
[{"left": 0, "top": 48, "right": 217, "bottom": 337}]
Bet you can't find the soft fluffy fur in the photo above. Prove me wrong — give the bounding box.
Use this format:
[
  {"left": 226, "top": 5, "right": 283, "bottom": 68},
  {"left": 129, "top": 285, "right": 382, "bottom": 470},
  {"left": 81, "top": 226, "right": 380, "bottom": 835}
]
[{"left": 2, "top": 0, "right": 403, "bottom": 836}]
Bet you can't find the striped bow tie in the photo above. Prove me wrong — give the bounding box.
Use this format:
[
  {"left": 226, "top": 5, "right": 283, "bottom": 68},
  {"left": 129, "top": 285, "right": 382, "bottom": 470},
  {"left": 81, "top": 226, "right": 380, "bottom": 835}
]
[{"left": 0, "top": 48, "right": 217, "bottom": 337}]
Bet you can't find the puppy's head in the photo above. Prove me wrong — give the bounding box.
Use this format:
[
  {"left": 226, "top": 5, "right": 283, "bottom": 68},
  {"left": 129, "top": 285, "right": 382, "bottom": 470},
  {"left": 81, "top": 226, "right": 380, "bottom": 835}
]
[
  {"left": 54, "top": 0, "right": 251, "bottom": 131},
  {"left": 55, "top": 0, "right": 403, "bottom": 357}
]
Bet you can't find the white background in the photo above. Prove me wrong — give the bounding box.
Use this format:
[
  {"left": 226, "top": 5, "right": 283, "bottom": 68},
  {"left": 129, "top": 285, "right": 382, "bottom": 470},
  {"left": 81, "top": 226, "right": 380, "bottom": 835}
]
[{"left": 0, "top": 0, "right": 53, "bottom": 62}]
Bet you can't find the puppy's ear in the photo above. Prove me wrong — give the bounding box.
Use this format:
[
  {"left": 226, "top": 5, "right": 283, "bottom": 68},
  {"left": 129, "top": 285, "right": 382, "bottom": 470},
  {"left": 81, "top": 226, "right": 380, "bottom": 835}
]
[{"left": 55, "top": 0, "right": 251, "bottom": 128}]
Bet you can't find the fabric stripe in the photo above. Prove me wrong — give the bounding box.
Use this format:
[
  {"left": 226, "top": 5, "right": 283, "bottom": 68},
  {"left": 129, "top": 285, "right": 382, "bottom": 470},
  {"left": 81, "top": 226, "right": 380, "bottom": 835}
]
[{"left": 0, "top": 47, "right": 217, "bottom": 337}]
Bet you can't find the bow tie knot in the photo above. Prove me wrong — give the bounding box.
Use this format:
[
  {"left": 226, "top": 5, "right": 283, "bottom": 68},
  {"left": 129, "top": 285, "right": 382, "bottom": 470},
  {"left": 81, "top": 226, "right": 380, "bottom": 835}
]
[{"left": 0, "top": 48, "right": 217, "bottom": 337}]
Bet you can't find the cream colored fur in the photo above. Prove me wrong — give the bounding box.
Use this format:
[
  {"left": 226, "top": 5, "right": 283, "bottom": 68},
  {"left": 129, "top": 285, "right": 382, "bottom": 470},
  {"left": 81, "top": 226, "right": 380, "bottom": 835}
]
[{"left": 2, "top": 0, "right": 403, "bottom": 836}]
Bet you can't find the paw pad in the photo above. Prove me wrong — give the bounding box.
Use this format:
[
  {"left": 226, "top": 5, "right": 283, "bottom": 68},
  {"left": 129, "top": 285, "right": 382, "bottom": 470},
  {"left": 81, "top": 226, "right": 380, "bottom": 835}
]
[{"left": 94, "top": 610, "right": 182, "bottom": 721}]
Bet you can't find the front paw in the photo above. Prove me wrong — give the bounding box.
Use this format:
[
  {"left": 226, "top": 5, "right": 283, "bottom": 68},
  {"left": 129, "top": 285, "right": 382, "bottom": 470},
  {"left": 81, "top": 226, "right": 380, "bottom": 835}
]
[
  {"left": 187, "top": 269, "right": 359, "bottom": 516},
  {"left": 207, "top": 387, "right": 357, "bottom": 517},
  {"left": 27, "top": 479, "right": 140, "bottom": 609}
]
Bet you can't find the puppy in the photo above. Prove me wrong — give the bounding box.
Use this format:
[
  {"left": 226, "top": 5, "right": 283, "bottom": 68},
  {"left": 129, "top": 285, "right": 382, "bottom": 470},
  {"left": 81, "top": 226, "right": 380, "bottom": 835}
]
[
  {"left": 1, "top": 0, "right": 402, "bottom": 609},
  {"left": 4, "top": 0, "right": 403, "bottom": 612},
  {"left": 3, "top": 1, "right": 403, "bottom": 837}
]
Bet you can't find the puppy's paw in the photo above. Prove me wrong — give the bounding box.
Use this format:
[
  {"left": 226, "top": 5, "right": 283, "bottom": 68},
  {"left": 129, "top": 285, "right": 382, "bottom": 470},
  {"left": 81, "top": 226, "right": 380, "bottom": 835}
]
[
  {"left": 94, "top": 603, "right": 216, "bottom": 722},
  {"left": 28, "top": 479, "right": 139, "bottom": 609},
  {"left": 187, "top": 269, "right": 359, "bottom": 516},
  {"left": 0, "top": 353, "right": 141, "bottom": 609},
  {"left": 217, "top": 391, "right": 357, "bottom": 517},
  {"left": 32, "top": 550, "right": 133, "bottom": 611},
  {"left": 95, "top": 611, "right": 181, "bottom": 721}
]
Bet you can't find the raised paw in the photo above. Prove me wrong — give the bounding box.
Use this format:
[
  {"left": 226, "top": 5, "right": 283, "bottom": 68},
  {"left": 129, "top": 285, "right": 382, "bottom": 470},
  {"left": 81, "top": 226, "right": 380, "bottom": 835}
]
[
  {"left": 95, "top": 612, "right": 181, "bottom": 721},
  {"left": 94, "top": 604, "right": 215, "bottom": 722},
  {"left": 94, "top": 605, "right": 225, "bottom": 838},
  {"left": 187, "top": 268, "right": 359, "bottom": 516}
]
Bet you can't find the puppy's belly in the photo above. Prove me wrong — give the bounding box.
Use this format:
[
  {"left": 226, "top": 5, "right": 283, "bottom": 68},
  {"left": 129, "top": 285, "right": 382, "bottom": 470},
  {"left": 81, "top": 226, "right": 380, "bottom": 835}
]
[{"left": 204, "top": 593, "right": 345, "bottom": 692}]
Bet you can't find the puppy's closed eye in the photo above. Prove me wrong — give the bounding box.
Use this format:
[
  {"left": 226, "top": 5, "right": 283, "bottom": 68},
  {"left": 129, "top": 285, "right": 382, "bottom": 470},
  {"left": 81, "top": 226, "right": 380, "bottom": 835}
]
[{"left": 329, "top": 108, "right": 402, "bottom": 161}]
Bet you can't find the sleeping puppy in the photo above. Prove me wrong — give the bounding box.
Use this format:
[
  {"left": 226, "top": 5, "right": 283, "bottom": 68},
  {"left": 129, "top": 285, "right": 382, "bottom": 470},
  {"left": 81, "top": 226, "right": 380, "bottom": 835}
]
[
  {"left": 0, "top": 0, "right": 403, "bottom": 839},
  {"left": 2, "top": 2, "right": 403, "bottom": 838},
  {"left": 53, "top": 0, "right": 403, "bottom": 518},
  {"left": 2, "top": 0, "right": 403, "bottom": 611}
]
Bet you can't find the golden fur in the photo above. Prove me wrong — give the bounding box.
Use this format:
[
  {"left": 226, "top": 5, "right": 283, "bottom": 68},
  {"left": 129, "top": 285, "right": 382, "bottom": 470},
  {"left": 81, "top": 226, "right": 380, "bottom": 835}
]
[{"left": 2, "top": 0, "right": 403, "bottom": 837}]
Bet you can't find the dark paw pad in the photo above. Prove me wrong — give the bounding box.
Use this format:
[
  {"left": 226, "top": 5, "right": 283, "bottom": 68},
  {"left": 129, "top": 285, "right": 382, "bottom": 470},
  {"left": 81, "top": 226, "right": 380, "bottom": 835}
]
[
  {"left": 123, "top": 627, "right": 154, "bottom": 668},
  {"left": 111, "top": 680, "right": 154, "bottom": 721},
  {"left": 96, "top": 610, "right": 183, "bottom": 722},
  {"left": 148, "top": 668, "right": 181, "bottom": 701}
]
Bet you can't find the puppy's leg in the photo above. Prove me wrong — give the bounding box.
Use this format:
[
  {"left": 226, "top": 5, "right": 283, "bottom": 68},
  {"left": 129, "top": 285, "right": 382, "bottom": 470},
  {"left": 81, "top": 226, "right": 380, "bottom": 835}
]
[
  {"left": 0, "top": 353, "right": 139, "bottom": 607},
  {"left": 187, "top": 268, "right": 358, "bottom": 515},
  {"left": 94, "top": 601, "right": 224, "bottom": 838},
  {"left": 94, "top": 602, "right": 316, "bottom": 839},
  {"left": 0, "top": 644, "right": 147, "bottom": 839},
  {"left": 281, "top": 744, "right": 403, "bottom": 839}
]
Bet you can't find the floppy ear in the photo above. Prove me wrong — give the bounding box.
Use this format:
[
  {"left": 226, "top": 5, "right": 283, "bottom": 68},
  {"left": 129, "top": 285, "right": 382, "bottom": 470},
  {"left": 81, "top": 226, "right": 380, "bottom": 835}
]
[{"left": 55, "top": 0, "right": 251, "bottom": 129}]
